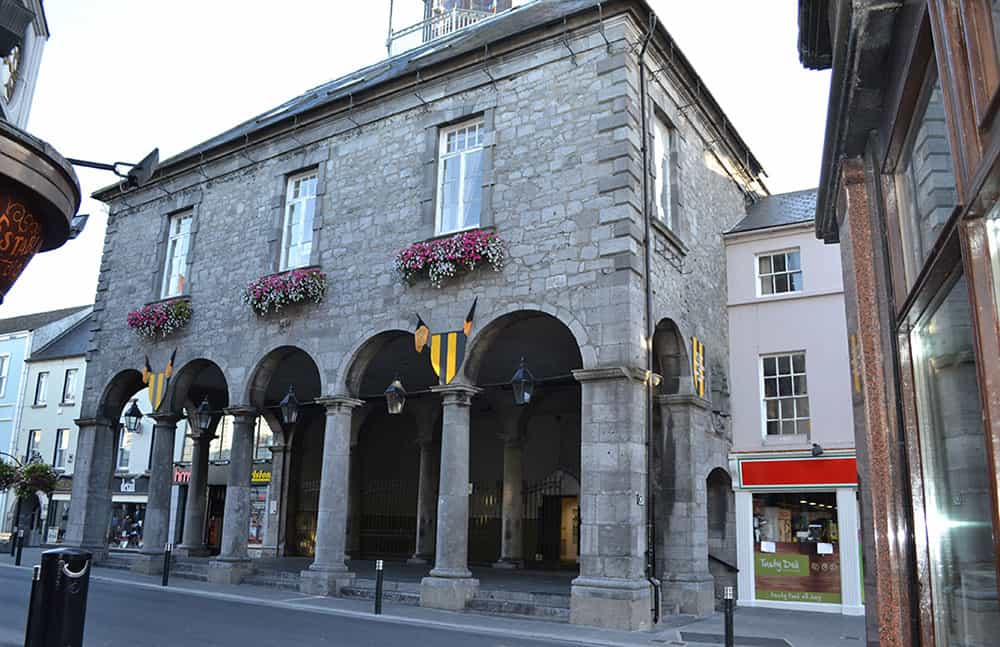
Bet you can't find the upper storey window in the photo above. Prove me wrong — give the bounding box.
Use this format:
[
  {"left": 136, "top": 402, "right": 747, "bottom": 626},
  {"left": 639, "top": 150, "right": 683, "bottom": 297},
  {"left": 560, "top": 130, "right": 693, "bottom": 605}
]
[
  {"left": 280, "top": 171, "right": 318, "bottom": 271},
  {"left": 757, "top": 249, "right": 802, "bottom": 296},
  {"left": 437, "top": 119, "right": 484, "bottom": 235},
  {"left": 652, "top": 114, "right": 674, "bottom": 230},
  {"left": 161, "top": 211, "right": 192, "bottom": 298}
]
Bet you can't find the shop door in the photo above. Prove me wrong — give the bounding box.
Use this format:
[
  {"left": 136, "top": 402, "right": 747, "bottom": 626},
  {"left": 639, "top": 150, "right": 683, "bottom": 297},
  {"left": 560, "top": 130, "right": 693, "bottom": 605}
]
[
  {"left": 206, "top": 485, "right": 226, "bottom": 555},
  {"left": 540, "top": 495, "right": 562, "bottom": 565}
]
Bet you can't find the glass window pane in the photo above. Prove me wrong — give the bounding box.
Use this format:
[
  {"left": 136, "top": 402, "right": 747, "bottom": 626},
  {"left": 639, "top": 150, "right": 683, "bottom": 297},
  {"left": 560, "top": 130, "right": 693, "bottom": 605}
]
[
  {"left": 759, "top": 256, "right": 772, "bottom": 274},
  {"left": 774, "top": 274, "right": 790, "bottom": 293},
  {"left": 764, "top": 378, "right": 777, "bottom": 398},
  {"left": 763, "top": 357, "right": 777, "bottom": 376},
  {"left": 780, "top": 398, "right": 795, "bottom": 418},
  {"left": 786, "top": 251, "right": 800, "bottom": 270},
  {"left": 766, "top": 421, "right": 779, "bottom": 435},
  {"left": 766, "top": 400, "right": 778, "bottom": 419},
  {"left": 439, "top": 156, "right": 461, "bottom": 233},
  {"left": 987, "top": 202, "right": 1000, "bottom": 322},
  {"left": 794, "top": 375, "right": 807, "bottom": 395},
  {"left": 778, "top": 376, "right": 793, "bottom": 397},
  {"left": 910, "top": 271, "right": 1000, "bottom": 646},
  {"left": 792, "top": 354, "right": 806, "bottom": 373},
  {"left": 778, "top": 356, "right": 791, "bottom": 374},
  {"left": 795, "top": 397, "right": 810, "bottom": 418},
  {"left": 461, "top": 149, "right": 483, "bottom": 229},
  {"left": 790, "top": 272, "right": 803, "bottom": 292},
  {"left": 760, "top": 277, "right": 773, "bottom": 295},
  {"left": 781, "top": 421, "right": 796, "bottom": 435},
  {"left": 773, "top": 254, "right": 786, "bottom": 272}
]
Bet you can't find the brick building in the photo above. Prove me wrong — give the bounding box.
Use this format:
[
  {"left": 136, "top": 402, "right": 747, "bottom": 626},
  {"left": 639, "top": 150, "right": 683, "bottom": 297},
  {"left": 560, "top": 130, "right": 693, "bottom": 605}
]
[{"left": 66, "top": 0, "right": 767, "bottom": 630}]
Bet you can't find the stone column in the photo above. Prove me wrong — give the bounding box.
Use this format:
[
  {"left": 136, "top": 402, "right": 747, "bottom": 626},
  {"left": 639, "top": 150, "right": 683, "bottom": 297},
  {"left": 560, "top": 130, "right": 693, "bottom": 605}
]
[
  {"left": 570, "top": 367, "right": 652, "bottom": 631},
  {"left": 420, "top": 384, "right": 481, "bottom": 610},
  {"left": 132, "top": 413, "right": 180, "bottom": 575},
  {"left": 300, "top": 396, "right": 363, "bottom": 596},
  {"left": 259, "top": 433, "right": 288, "bottom": 559},
  {"left": 64, "top": 417, "right": 116, "bottom": 562},
  {"left": 409, "top": 413, "right": 437, "bottom": 565},
  {"left": 176, "top": 427, "right": 215, "bottom": 557},
  {"left": 494, "top": 416, "right": 524, "bottom": 568},
  {"left": 208, "top": 407, "right": 256, "bottom": 584},
  {"left": 655, "top": 392, "right": 716, "bottom": 616}
]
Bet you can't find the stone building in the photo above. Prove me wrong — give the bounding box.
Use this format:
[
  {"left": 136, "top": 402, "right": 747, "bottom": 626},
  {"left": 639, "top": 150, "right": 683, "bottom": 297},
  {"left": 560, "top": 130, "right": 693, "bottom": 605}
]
[{"left": 66, "top": 0, "right": 766, "bottom": 630}]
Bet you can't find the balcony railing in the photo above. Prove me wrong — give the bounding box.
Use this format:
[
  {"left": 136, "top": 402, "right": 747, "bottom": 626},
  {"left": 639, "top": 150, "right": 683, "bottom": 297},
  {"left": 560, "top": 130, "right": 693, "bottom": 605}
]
[{"left": 387, "top": 7, "right": 494, "bottom": 56}]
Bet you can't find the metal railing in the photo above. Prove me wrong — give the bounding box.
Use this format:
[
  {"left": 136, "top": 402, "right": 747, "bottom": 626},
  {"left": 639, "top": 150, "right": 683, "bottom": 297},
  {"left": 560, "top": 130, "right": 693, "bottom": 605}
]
[{"left": 387, "top": 7, "right": 494, "bottom": 56}]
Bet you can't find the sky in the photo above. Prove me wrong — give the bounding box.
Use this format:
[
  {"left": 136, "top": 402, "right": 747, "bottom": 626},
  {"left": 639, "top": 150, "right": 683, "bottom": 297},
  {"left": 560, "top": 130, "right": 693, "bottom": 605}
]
[{"left": 1, "top": 0, "right": 830, "bottom": 317}]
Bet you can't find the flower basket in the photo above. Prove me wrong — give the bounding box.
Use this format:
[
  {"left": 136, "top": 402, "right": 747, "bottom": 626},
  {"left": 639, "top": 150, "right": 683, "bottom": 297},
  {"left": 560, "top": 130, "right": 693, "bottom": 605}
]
[
  {"left": 243, "top": 267, "right": 328, "bottom": 316},
  {"left": 14, "top": 461, "right": 57, "bottom": 500},
  {"left": 127, "top": 299, "right": 192, "bottom": 339},
  {"left": 0, "top": 460, "right": 18, "bottom": 491},
  {"left": 393, "top": 229, "right": 505, "bottom": 288}
]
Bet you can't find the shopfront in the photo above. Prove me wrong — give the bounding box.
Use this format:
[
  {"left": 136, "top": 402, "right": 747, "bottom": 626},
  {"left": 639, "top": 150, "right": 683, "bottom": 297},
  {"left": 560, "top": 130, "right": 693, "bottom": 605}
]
[
  {"left": 44, "top": 477, "right": 74, "bottom": 545},
  {"left": 732, "top": 450, "right": 863, "bottom": 615},
  {"left": 107, "top": 476, "right": 149, "bottom": 551}
]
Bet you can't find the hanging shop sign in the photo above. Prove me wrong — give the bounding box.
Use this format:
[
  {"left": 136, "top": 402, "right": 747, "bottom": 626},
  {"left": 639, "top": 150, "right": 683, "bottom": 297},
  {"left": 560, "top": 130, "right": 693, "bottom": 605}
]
[
  {"left": 142, "top": 348, "right": 176, "bottom": 411},
  {"left": 415, "top": 298, "right": 477, "bottom": 385}
]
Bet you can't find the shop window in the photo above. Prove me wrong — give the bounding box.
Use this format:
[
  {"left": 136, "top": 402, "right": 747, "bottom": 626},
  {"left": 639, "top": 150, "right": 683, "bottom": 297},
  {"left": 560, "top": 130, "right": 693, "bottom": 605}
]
[
  {"left": 895, "top": 73, "right": 958, "bottom": 286},
  {"left": 279, "top": 170, "right": 318, "bottom": 271},
  {"left": 753, "top": 492, "right": 841, "bottom": 604},
  {"left": 910, "top": 270, "right": 1000, "bottom": 644},
  {"left": 209, "top": 416, "right": 233, "bottom": 462},
  {"left": 436, "top": 119, "right": 484, "bottom": 235},
  {"left": 161, "top": 211, "right": 192, "bottom": 298},
  {"left": 757, "top": 249, "right": 802, "bottom": 296},
  {"left": 761, "top": 353, "right": 810, "bottom": 436},
  {"left": 108, "top": 502, "right": 145, "bottom": 550}
]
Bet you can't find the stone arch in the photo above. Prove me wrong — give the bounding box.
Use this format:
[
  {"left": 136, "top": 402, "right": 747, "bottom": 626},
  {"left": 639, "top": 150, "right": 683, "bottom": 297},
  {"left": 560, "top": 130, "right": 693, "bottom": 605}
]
[
  {"left": 96, "top": 369, "right": 146, "bottom": 422},
  {"left": 653, "top": 318, "right": 690, "bottom": 395},
  {"left": 342, "top": 329, "right": 437, "bottom": 398},
  {"left": 244, "top": 345, "right": 322, "bottom": 408},
  {"left": 706, "top": 467, "right": 732, "bottom": 539},
  {"left": 162, "top": 358, "right": 230, "bottom": 416},
  {"left": 332, "top": 313, "right": 419, "bottom": 396}
]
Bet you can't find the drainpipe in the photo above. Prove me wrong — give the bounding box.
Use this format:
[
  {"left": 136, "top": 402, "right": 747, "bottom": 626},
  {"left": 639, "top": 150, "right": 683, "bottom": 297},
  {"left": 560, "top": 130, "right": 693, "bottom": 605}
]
[{"left": 637, "top": 13, "right": 660, "bottom": 625}]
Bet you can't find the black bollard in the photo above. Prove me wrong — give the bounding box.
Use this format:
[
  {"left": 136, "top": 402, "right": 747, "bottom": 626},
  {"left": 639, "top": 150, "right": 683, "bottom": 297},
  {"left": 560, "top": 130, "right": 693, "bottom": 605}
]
[
  {"left": 724, "top": 585, "right": 734, "bottom": 647},
  {"left": 161, "top": 543, "right": 172, "bottom": 587},
  {"left": 14, "top": 529, "right": 24, "bottom": 566},
  {"left": 25, "top": 547, "right": 92, "bottom": 647},
  {"left": 9, "top": 526, "right": 16, "bottom": 556},
  {"left": 374, "top": 559, "right": 384, "bottom": 615},
  {"left": 23, "top": 565, "right": 40, "bottom": 645}
]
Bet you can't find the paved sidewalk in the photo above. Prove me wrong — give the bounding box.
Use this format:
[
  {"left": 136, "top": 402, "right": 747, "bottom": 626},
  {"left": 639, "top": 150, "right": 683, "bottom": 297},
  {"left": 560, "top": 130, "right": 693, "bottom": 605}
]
[{"left": 0, "top": 548, "right": 866, "bottom": 646}]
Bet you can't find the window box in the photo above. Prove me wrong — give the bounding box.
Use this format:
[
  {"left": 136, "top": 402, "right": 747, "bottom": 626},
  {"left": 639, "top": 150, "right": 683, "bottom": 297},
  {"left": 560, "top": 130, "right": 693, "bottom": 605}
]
[
  {"left": 394, "top": 228, "right": 505, "bottom": 288},
  {"left": 127, "top": 298, "right": 193, "bottom": 339},
  {"left": 243, "top": 266, "right": 328, "bottom": 316}
]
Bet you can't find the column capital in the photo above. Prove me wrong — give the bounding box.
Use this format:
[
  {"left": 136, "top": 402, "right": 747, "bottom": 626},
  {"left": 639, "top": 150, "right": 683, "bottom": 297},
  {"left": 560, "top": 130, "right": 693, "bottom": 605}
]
[
  {"left": 315, "top": 395, "right": 365, "bottom": 414},
  {"left": 187, "top": 428, "right": 216, "bottom": 443},
  {"left": 431, "top": 383, "right": 481, "bottom": 406},
  {"left": 223, "top": 405, "right": 258, "bottom": 420},
  {"left": 74, "top": 416, "right": 115, "bottom": 430},
  {"left": 267, "top": 443, "right": 290, "bottom": 455},
  {"left": 148, "top": 412, "right": 182, "bottom": 426},
  {"left": 572, "top": 366, "right": 647, "bottom": 384}
]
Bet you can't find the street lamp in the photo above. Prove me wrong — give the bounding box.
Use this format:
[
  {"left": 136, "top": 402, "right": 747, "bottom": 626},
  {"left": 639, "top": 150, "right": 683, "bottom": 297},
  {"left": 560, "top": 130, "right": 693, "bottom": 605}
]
[
  {"left": 123, "top": 399, "right": 143, "bottom": 433},
  {"left": 384, "top": 377, "right": 406, "bottom": 415},
  {"left": 191, "top": 398, "right": 212, "bottom": 432},
  {"left": 280, "top": 386, "right": 299, "bottom": 427},
  {"left": 511, "top": 358, "right": 534, "bottom": 406}
]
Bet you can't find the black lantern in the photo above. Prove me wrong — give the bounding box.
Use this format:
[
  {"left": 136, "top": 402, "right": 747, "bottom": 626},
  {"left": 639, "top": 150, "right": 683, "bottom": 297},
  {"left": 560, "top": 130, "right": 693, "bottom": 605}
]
[
  {"left": 280, "top": 385, "right": 300, "bottom": 427},
  {"left": 511, "top": 357, "right": 534, "bottom": 406},
  {"left": 191, "top": 397, "right": 212, "bottom": 432},
  {"left": 123, "top": 399, "right": 143, "bottom": 433},
  {"left": 385, "top": 377, "right": 406, "bottom": 415}
]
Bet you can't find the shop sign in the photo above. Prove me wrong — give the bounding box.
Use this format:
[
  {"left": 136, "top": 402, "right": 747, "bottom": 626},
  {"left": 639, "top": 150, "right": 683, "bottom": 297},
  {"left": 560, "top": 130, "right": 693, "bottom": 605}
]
[
  {"left": 173, "top": 466, "right": 191, "bottom": 485},
  {"left": 112, "top": 476, "right": 148, "bottom": 494},
  {"left": 251, "top": 469, "right": 271, "bottom": 485},
  {"left": 736, "top": 454, "right": 858, "bottom": 489},
  {"left": 755, "top": 543, "right": 841, "bottom": 604},
  {"left": 120, "top": 478, "right": 136, "bottom": 493}
]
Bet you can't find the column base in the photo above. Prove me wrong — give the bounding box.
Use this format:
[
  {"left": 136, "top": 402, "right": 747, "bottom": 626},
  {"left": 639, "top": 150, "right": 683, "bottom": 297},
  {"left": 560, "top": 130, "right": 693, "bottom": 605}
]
[
  {"left": 407, "top": 555, "right": 431, "bottom": 566},
  {"left": 299, "top": 566, "right": 355, "bottom": 597},
  {"left": 570, "top": 577, "right": 653, "bottom": 631},
  {"left": 131, "top": 552, "right": 167, "bottom": 575},
  {"left": 492, "top": 558, "right": 523, "bottom": 569},
  {"left": 207, "top": 559, "right": 254, "bottom": 584},
  {"left": 660, "top": 575, "right": 715, "bottom": 616},
  {"left": 420, "top": 576, "right": 479, "bottom": 610},
  {"left": 174, "top": 544, "right": 211, "bottom": 558}
]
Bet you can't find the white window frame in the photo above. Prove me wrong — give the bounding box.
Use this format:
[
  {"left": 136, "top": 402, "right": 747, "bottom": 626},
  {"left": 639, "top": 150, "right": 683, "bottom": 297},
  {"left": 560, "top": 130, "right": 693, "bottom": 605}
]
[
  {"left": 279, "top": 170, "right": 319, "bottom": 271},
  {"left": 435, "top": 119, "right": 485, "bottom": 235},
  {"left": 116, "top": 426, "right": 131, "bottom": 471},
  {"left": 759, "top": 352, "right": 810, "bottom": 437},
  {"left": 54, "top": 428, "right": 69, "bottom": 468},
  {"left": 0, "top": 353, "right": 9, "bottom": 397},
  {"left": 33, "top": 371, "right": 48, "bottom": 406},
  {"left": 160, "top": 211, "right": 193, "bottom": 299},
  {"left": 755, "top": 248, "right": 803, "bottom": 297},
  {"left": 61, "top": 368, "right": 78, "bottom": 404},
  {"left": 652, "top": 113, "right": 673, "bottom": 230},
  {"left": 25, "top": 429, "right": 40, "bottom": 462}
]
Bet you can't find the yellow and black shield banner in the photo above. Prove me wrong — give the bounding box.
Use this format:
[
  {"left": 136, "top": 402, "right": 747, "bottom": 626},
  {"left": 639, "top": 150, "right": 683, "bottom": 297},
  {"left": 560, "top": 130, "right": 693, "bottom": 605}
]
[
  {"left": 429, "top": 331, "right": 467, "bottom": 385},
  {"left": 691, "top": 336, "right": 705, "bottom": 398},
  {"left": 142, "top": 349, "right": 176, "bottom": 411}
]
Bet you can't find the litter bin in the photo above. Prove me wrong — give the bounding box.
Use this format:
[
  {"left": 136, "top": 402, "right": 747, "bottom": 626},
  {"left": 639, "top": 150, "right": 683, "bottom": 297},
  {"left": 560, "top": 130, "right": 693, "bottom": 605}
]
[{"left": 25, "top": 547, "right": 92, "bottom": 647}]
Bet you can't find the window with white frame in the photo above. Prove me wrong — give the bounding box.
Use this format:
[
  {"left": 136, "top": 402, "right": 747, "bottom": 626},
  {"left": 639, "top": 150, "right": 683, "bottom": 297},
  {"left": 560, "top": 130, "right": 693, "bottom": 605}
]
[
  {"left": 54, "top": 428, "right": 69, "bottom": 468},
  {"left": 652, "top": 113, "right": 673, "bottom": 230},
  {"left": 0, "top": 354, "right": 9, "bottom": 397},
  {"left": 33, "top": 371, "right": 48, "bottom": 405},
  {"left": 116, "top": 426, "right": 131, "bottom": 471},
  {"left": 436, "top": 119, "right": 484, "bottom": 235},
  {"left": 25, "top": 429, "right": 41, "bottom": 462},
  {"left": 762, "top": 353, "right": 810, "bottom": 435},
  {"left": 61, "top": 368, "right": 78, "bottom": 404},
  {"left": 280, "top": 171, "right": 318, "bottom": 271},
  {"left": 254, "top": 416, "right": 273, "bottom": 461},
  {"left": 757, "top": 249, "right": 802, "bottom": 295},
  {"left": 161, "top": 211, "right": 193, "bottom": 298}
]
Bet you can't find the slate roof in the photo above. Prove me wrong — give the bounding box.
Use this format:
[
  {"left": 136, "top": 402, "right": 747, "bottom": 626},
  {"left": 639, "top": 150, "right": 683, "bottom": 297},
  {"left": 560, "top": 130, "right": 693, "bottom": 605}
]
[
  {"left": 728, "top": 188, "right": 818, "bottom": 234},
  {"left": 0, "top": 305, "right": 90, "bottom": 336},
  {"left": 95, "top": 0, "right": 765, "bottom": 198},
  {"left": 29, "top": 313, "right": 91, "bottom": 361}
]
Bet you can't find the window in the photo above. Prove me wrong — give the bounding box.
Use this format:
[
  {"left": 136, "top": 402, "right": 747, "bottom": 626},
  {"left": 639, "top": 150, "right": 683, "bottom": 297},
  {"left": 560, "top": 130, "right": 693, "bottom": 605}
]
[
  {"left": 762, "top": 353, "right": 810, "bottom": 436},
  {"left": 33, "top": 371, "right": 48, "bottom": 406},
  {"left": 180, "top": 432, "right": 194, "bottom": 463},
  {"left": 280, "top": 171, "right": 318, "bottom": 270},
  {"left": 53, "top": 428, "right": 69, "bottom": 468},
  {"left": 254, "top": 416, "right": 273, "bottom": 461},
  {"left": 161, "top": 211, "right": 193, "bottom": 298},
  {"left": 757, "top": 249, "right": 803, "bottom": 295},
  {"left": 652, "top": 113, "right": 673, "bottom": 230},
  {"left": 61, "top": 368, "right": 78, "bottom": 404},
  {"left": 116, "top": 426, "right": 131, "bottom": 471},
  {"left": 436, "top": 119, "right": 484, "bottom": 234},
  {"left": 0, "top": 354, "right": 9, "bottom": 397},
  {"left": 209, "top": 416, "right": 233, "bottom": 462},
  {"left": 25, "top": 429, "right": 41, "bottom": 462}
]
